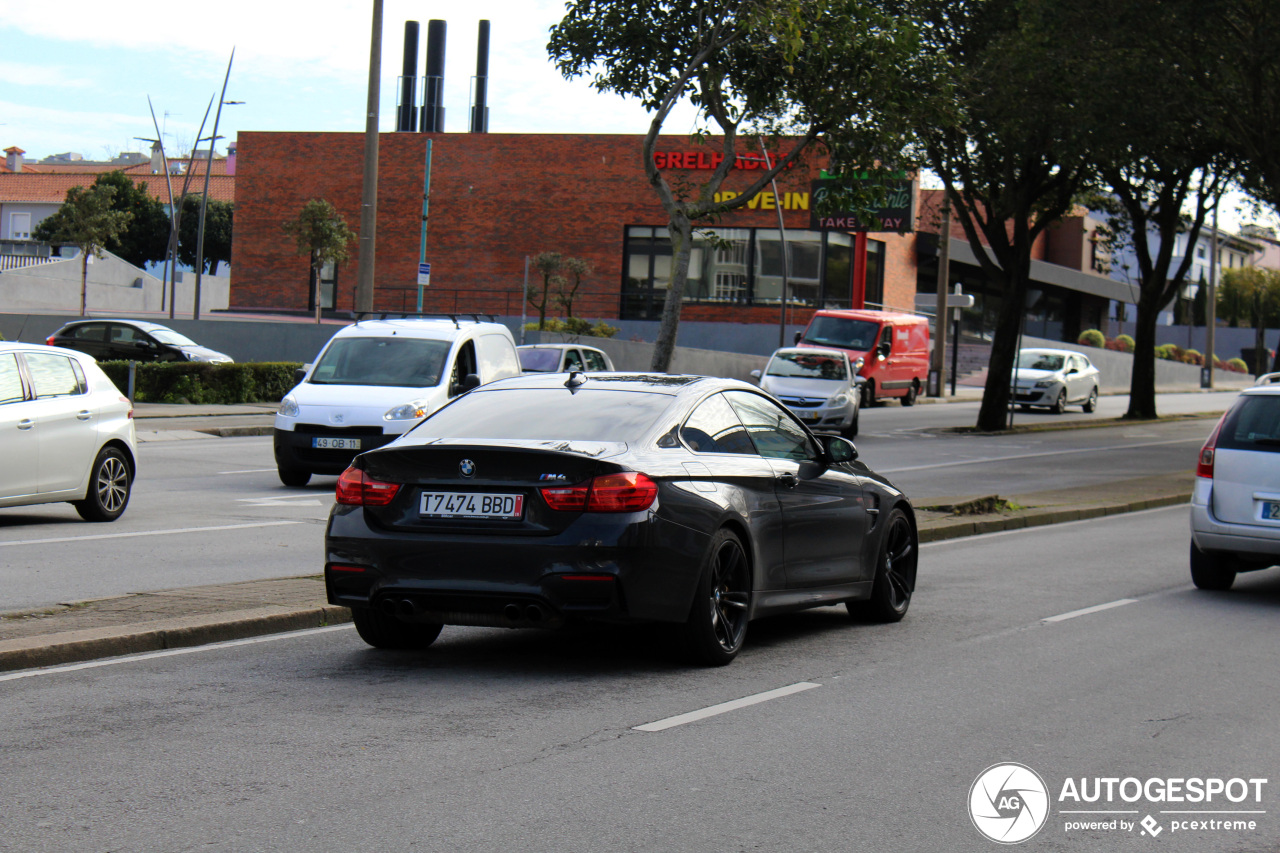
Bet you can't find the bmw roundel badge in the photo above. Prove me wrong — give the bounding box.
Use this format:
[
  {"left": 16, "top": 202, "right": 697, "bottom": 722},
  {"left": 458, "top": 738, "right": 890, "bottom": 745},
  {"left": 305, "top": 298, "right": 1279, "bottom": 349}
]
[{"left": 459, "top": 459, "right": 477, "bottom": 478}]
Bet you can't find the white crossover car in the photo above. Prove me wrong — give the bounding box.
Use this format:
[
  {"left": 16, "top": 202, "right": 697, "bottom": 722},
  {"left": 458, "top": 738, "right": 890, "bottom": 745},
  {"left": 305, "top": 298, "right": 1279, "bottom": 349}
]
[
  {"left": 0, "top": 341, "right": 137, "bottom": 521},
  {"left": 1011, "top": 348, "right": 1100, "bottom": 413},
  {"left": 753, "top": 347, "right": 862, "bottom": 438},
  {"left": 1190, "top": 374, "right": 1280, "bottom": 590}
]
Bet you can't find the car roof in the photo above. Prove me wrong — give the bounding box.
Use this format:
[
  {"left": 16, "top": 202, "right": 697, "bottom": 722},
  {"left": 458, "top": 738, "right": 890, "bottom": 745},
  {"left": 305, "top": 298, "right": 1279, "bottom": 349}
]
[
  {"left": 810, "top": 309, "right": 924, "bottom": 323},
  {"left": 516, "top": 343, "right": 603, "bottom": 352},
  {"left": 1020, "top": 348, "right": 1080, "bottom": 357},
  {"left": 475, "top": 372, "right": 733, "bottom": 396},
  {"left": 58, "top": 318, "right": 171, "bottom": 332},
  {"left": 1242, "top": 374, "right": 1280, "bottom": 395},
  {"left": 337, "top": 317, "right": 510, "bottom": 341},
  {"left": 0, "top": 340, "right": 94, "bottom": 357},
  {"left": 770, "top": 346, "right": 847, "bottom": 359}
]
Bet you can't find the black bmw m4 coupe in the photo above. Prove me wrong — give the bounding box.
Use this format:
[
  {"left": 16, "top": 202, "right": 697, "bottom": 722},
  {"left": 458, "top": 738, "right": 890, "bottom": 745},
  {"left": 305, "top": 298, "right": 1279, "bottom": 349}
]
[{"left": 325, "top": 372, "right": 918, "bottom": 665}]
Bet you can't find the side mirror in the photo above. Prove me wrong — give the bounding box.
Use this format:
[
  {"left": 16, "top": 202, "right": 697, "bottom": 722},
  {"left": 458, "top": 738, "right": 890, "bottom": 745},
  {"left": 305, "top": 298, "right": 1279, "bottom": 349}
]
[
  {"left": 294, "top": 367, "right": 307, "bottom": 383},
  {"left": 750, "top": 369, "right": 762, "bottom": 380},
  {"left": 877, "top": 341, "right": 891, "bottom": 359},
  {"left": 793, "top": 331, "right": 802, "bottom": 345},
  {"left": 821, "top": 434, "right": 858, "bottom": 464}
]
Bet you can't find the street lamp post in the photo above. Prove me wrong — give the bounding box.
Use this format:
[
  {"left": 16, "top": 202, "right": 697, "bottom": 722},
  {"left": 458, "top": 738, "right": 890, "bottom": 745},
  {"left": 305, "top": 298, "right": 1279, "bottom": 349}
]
[{"left": 194, "top": 48, "right": 239, "bottom": 320}]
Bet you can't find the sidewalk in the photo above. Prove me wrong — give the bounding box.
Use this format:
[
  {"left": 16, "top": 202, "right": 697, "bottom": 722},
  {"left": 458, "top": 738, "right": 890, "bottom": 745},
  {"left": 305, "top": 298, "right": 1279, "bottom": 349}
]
[{"left": 0, "top": 467, "right": 1196, "bottom": 674}]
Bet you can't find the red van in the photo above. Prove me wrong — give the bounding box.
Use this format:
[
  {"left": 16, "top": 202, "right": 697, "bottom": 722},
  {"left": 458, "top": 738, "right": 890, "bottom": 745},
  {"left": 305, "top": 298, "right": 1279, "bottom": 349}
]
[{"left": 796, "top": 309, "right": 930, "bottom": 406}]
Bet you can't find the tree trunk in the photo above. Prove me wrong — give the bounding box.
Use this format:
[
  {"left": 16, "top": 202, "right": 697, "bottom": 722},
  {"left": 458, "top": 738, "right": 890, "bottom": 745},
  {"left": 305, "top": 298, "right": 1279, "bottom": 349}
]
[
  {"left": 80, "top": 252, "right": 89, "bottom": 316},
  {"left": 650, "top": 212, "right": 693, "bottom": 373},
  {"left": 975, "top": 272, "right": 1028, "bottom": 431},
  {"left": 311, "top": 254, "right": 322, "bottom": 324},
  {"left": 1127, "top": 295, "right": 1161, "bottom": 419}
]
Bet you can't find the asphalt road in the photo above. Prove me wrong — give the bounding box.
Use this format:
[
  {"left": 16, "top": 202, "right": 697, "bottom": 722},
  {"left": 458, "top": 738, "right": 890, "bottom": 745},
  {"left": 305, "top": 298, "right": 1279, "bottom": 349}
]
[
  {"left": 1, "top": 506, "right": 1275, "bottom": 851},
  {"left": 0, "top": 392, "right": 1235, "bottom": 612}
]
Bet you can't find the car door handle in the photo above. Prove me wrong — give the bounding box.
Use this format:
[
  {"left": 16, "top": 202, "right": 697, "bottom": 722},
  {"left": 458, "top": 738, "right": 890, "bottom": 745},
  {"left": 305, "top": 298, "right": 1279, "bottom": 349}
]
[
  {"left": 76, "top": 410, "right": 92, "bottom": 420},
  {"left": 776, "top": 472, "right": 798, "bottom": 489},
  {"left": 17, "top": 419, "right": 34, "bottom": 430}
]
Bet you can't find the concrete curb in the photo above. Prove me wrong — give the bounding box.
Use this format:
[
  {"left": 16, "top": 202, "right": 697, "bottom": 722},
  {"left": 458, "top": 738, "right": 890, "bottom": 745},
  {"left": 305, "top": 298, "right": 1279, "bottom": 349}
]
[
  {"left": 917, "top": 492, "right": 1190, "bottom": 543},
  {"left": 0, "top": 604, "right": 352, "bottom": 673}
]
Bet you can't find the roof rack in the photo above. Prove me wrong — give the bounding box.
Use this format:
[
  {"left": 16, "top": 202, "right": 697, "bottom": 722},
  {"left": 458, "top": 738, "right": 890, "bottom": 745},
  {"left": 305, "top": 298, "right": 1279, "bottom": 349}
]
[
  {"left": 352, "top": 312, "right": 497, "bottom": 328},
  {"left": 1255, "top": 372, "right": 1280, "bottom": 386}
]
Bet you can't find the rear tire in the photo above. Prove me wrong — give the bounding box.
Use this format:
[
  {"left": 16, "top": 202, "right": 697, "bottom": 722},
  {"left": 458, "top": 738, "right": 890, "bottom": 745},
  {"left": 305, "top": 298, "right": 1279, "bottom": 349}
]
[
  {"left": 1190, "top": 542, "right": 1237, "bottom": 590},
  {"left": 73, "top": 447, "right": 132, "bottom": 522},
  {"left": 278, "top": 465, "right": 311, "bottom": 487},
  {"left": 901, "top": 381, "right": 918, "bottom": 406},
  {"left": 351, "top": 606, "right": 444, "bottom": 650},
  {"left": 682, "top": 529, "right": 751, "bottom": 666},
  {"left": 849, "top": 507, "right": 917, "bottom": 622},
  {"left": 1082, "top": 386, "right": 1098, "bottom": 413}
]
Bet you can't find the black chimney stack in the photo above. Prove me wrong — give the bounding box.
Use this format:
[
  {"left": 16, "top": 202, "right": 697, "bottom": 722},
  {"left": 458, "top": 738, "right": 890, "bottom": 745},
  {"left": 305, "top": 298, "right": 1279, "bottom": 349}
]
[
  {"left": 470, "top": 20, "right": 490, "bottom": 133},
  {"left": 397, "top": 21, "right": 419, "bottom": 132},
  {"left": 421, "top": 19, "right": 446, "bottom": 132}
]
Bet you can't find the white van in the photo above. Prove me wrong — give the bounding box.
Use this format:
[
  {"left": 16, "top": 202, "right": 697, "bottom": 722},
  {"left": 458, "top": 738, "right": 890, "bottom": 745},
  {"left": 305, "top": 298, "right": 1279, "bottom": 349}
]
[{"left": 273, "top": 315, "right": 521, "bottom": 486}]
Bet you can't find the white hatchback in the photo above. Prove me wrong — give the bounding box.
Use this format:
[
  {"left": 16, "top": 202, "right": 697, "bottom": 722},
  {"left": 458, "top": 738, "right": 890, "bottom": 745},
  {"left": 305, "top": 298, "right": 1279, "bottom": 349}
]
[
  {"left": 1011, "top": 348, "right": 1100, "bottom": 413},
  {"left": 1190, "top": 374, "right": 1280, "bottom": 589},
  {"left": 0, "top": 342, "right": 138, "bottom": 521}
]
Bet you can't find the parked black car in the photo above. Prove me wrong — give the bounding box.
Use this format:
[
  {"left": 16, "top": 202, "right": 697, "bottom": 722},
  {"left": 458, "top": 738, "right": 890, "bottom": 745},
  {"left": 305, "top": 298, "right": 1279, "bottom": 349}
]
[
  {"left": 325, "top": 373, "right": 918, "bottom": 665},
  {"left": 47, "top": 319, "right": 233, "bottom": 364}
]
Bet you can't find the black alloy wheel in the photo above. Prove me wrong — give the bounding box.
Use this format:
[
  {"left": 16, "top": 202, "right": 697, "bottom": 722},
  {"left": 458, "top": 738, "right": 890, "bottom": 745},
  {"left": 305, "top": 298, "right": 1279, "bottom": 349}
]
[
  {"left": 74, "top": 447, "right": 132, "bottom": 522},
  {"left": 683, "top": 528, "right": 751, "bottom": 665},
  {"left": 849, "top": 507, "right": 916, "bottom": 622},
  {"left": 1190, "top": 542, "right": 1237, "bottom": 591},
  {"left": 1083, "top": 386, "right": 1098, "bottom": 413},
  {"left": 352, "top": 606, "right": 444, "bottom": 650}
]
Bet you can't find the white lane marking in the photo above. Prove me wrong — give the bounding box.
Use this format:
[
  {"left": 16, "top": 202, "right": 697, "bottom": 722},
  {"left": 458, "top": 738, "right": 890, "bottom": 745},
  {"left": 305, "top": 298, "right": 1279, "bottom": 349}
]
[
  {"left": 880, "top": 437, "right": 1198, "bottom": 475},
  {"left": 1042, "top": 599, "right": 1138, "bottom": 623},
  {"left": 237, "top": 496, "right": 326, "bottom": 507},
  {"left": 918, "top": 504, "right": 1186, "bottom": 549},
  {"left": 0, "top": 521, "right": 304, "bottom": 548},
  {"left": 633, "top": 681, "right": 821, "bottom": 732},
  {"left": 219, "top": 468, "right": 276, "bottom": 474},
  {"left": 0, "top": 624, "right": 355, "bottom": 683}
]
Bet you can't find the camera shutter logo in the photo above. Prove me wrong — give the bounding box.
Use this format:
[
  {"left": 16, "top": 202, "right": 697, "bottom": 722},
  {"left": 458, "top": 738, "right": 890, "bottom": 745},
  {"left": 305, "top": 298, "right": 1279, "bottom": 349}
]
[{"left": 969, "top": 763, "right": 1050, "bottom": 844}]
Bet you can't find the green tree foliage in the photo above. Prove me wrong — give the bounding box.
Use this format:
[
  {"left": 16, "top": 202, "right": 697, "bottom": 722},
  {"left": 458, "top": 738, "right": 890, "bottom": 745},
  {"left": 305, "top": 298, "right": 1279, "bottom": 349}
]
[
  {"left": 915, "top": 0, "right": 1115, "bottom": 430},
  {"left": 177, "top": 195, "right": 234, "bottom": 275},
  {"left": 281, "top": 200, "right": 357, "bottom": 317},
  {"left": 550, "top": 0, "right": 929, "bottom": 372},
  {"left": 35, "top": 184, "right": 131, "bottom": 315},
  {"left": 35, "top": 171, "right": 169, "bottom": 270}
]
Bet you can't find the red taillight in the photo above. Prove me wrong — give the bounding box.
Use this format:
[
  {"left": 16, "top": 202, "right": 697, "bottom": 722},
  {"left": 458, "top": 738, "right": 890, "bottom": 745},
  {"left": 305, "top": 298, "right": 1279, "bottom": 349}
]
[
  {"left": 541, "top": 472, "right": 658, "bottom": 513},
  {"left": 1197, "top": 413, "right": 1228, "bottom": 479},
  {"left": 46, "top": 335, "right": 56, "bottom": 346},
  {"left": 335, "top": 467, "right": 402, "bottom": 506}
]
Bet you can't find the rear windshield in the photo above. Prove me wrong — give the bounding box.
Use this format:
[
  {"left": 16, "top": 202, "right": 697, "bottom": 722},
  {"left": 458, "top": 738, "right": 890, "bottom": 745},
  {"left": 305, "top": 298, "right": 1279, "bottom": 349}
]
[
  {"left": 802, "top": 316, "right": 879, "bottom": 351},
  {"left": 767, "top": 351, "right": 847, "bottom": 380},
  {"left": 311, "top": 337, "right": 451, "bottom": 387},
  {"left": 518, "top": 348, "right": 561, "bottom": 372},
  {"left": 418, "top": 388, "right": 671, "bottom": 442},
  {"left": 1218, "top": 395, "right": 1280, "bottom": 452}
]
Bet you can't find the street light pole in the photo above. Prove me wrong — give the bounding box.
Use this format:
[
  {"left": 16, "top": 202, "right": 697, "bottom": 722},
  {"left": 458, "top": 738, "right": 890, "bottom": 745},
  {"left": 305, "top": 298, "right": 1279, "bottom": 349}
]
[
  {"left": 194, "top": 48, "right": 238, "bottom": 321},
  {"left": 354, "top": 0, "right": 383, "bottom": 315}
]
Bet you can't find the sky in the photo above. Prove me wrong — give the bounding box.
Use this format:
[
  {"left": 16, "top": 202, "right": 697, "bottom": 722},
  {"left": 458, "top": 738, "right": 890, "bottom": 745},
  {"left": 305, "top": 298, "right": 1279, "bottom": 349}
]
[{"left": 1, "top": 0, "right": 697, "bottom": 161}]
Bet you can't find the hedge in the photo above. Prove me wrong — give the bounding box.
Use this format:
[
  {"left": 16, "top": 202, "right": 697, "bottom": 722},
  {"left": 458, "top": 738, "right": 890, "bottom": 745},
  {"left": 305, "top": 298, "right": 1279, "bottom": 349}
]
[{"left": 98, "top": 361, "right": 303, "bottom": 404}]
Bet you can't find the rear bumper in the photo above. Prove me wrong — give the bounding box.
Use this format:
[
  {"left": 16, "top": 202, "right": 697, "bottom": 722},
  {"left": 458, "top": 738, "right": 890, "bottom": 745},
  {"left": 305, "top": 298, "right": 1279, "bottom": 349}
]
[
  {"left": 1190, "top": 485, "right": 1280, "bottom": 567},
  {"left": 324, "top": 506, "right": 709, "bottom": 625}
]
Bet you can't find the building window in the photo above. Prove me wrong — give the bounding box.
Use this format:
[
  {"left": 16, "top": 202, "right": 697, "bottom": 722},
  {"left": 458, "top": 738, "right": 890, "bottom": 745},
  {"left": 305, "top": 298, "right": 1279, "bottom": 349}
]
[
  {"left": 9, "top": 212, "right": 31, "bottom": 240},
  {"left": 621, "top": 226, "right": 874, "bottom": 319}
]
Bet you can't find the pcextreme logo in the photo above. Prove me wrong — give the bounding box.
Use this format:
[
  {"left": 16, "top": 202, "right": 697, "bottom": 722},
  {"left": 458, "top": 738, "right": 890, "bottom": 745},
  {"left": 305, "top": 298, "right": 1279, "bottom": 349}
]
[{"left": 969, "top": 763, "right": 1269, "bottom": 844}]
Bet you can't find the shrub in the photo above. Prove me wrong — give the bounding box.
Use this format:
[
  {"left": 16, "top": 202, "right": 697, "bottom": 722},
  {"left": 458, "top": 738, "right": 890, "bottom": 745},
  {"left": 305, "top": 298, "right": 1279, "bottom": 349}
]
[
  {"left": 1227, "top": 358, "right": 1248, "bottom": 373},
  {"left": 1115, "top": 334, "right": 1135, "bottom": 352},
  {"left": 99, "top": 361, "right": 303, "bottom": 404},
  {"left": 1154, "top": 344, "right": 1178, "bottom": 361},
  {"left": 524, "top": 318, "right": 619, "bottom": 338},
  {"left": 1077, "top": 329, "right": 1106, "bottom": 348},
  {"left": 1104, "top": 338, "right": 1128, "bottom": 351},
  {"left": 1183, "top": 349, "right": 1203, "bottom": 366}
]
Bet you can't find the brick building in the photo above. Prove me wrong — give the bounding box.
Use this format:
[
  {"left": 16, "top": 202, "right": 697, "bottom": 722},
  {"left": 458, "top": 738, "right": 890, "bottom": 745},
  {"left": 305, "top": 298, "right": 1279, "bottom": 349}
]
[{"left": 231, "top": 131, "right": 925, "bottom": 325}]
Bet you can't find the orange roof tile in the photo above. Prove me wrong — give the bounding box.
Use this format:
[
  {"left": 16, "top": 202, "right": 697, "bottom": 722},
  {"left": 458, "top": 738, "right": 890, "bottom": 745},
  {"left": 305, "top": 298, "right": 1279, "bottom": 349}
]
[{"left": 0, "top": 171, "right": 234, "bottom": 205}]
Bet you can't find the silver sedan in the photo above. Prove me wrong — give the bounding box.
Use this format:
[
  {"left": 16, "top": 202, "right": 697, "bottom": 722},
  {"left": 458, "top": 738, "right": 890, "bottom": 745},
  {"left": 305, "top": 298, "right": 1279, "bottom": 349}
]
[{"left": 753, "top": 347, "right": 862, "bottom": 438}]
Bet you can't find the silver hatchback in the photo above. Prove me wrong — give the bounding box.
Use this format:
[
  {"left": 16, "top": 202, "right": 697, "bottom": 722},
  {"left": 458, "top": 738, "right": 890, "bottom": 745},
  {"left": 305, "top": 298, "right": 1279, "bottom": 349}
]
[{"left": 1189, "top": 374, "right": 1280, "bottom": 589}]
